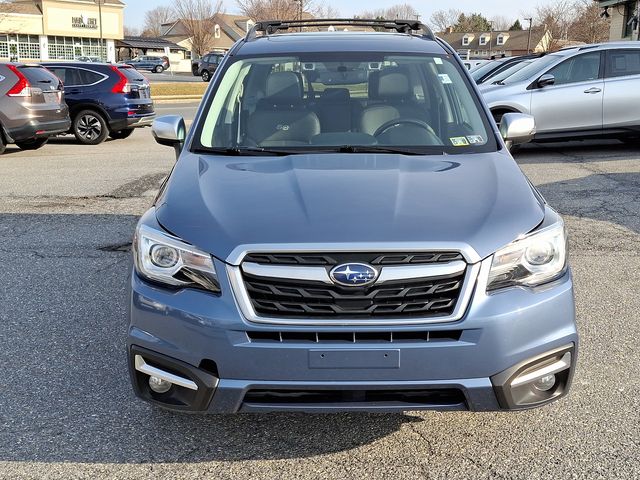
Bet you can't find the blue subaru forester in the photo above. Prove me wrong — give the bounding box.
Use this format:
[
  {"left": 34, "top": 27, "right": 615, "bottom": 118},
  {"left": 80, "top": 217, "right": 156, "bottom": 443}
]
[{"left": 128, "top": 19, "right": 578, "bottom": 413}]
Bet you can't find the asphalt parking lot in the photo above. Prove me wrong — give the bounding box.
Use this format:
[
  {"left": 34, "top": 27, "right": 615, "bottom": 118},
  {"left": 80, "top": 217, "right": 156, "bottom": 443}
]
[{"left": 0, "top": 102, "right": 638, "bottom": 479}]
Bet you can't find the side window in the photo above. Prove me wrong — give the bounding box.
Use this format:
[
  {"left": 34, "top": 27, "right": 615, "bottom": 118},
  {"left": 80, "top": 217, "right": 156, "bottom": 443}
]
[
  {"left": 547, "top": 52, "right": 601, "bottom": 86},
  {"left": 51, "top": 67, "right": 80, "bottom": 86},
  {"left": 49, "top": 67, "right": 68, "bottom": 84},
  {"left": 76, "top": 69, "right": 104, "bottom": 85},
  {"left": 203, "top": 55, "right": 211, "bottom": 63},
  {"left": 606, "top": 49, "right": 640, "bottom": 78}
]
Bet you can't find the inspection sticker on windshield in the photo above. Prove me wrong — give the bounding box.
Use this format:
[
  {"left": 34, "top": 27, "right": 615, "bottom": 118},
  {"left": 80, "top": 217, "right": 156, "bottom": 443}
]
[
  {"left": 434, "top": 57, "right": 443, "bottom": 65},
  {"left": 467, "top": 135, "right": 485, "bottom": 145},
  {"left": 438, "top": 74, "right": 453, "bottom": 84},
  {"left": 450, "top": 137, "right": 469, "bottom": 147}
]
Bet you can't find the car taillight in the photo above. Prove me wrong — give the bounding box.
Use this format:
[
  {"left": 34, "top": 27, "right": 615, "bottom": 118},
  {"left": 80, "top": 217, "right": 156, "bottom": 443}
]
[
  {"left": 6, "top": 65, "right": 32, "bottom": 97},
  {"left": 110, "top": 65, "right": 131, "bottom": 94}
]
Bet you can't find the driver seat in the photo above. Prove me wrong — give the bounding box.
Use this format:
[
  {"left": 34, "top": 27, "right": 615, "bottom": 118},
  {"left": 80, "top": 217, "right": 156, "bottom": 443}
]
[{"left": 360, "top": 68, "right": 427, "bottom": 136}]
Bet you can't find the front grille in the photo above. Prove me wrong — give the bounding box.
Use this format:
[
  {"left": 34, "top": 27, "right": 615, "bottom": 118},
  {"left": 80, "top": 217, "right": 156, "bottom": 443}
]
[
  {"left": 246, "top": 330, "right": 463, "bottom": 343},
  {"left": 243, "top": 251, "right": 464, "bottom": 266},
  {"left": 239, "top": 251, "right": 467, "bottom": 320}
]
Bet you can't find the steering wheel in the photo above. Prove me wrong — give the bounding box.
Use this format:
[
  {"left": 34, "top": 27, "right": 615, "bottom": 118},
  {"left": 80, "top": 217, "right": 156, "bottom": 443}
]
[{"left": 373, "top": 119, "right": 435, "bottom": 138}]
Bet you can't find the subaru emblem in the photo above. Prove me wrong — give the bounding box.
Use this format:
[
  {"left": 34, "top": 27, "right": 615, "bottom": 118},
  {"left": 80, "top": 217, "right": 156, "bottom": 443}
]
[{"left": 330, "top": 263, "right": 379, "bottom": 287}]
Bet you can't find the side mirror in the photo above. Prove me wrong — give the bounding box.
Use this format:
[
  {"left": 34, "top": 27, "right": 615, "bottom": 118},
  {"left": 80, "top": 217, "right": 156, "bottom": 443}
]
[
  {"left": 500, "top": 113, "right": 536, "bottom": 145},
  {"left": 537, "top": 73, "right": 555, "bottom": 88},
  {"left": 152, "top": 115, "right": 186, "bottom": 159}
]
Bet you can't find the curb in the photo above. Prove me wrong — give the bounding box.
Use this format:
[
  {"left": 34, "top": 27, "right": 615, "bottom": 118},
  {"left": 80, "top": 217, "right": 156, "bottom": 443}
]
[{"left": 154, "top": 96, "right": 202, "bottom": 104}]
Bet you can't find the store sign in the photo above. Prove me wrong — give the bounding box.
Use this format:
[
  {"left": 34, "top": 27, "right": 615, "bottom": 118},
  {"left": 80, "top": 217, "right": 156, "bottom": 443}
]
[{"left": 72, "top": 14, "right": 98, "bottom": 30}]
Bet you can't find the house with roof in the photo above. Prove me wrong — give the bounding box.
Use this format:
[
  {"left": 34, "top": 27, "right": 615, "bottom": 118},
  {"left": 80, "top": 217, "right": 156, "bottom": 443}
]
[
  {"left": 161, "top": 13, "right": 255, "bottom": 59},
  {"left": 438, "top": 28, "right": 553, "bottom": 58},
  {"left": 595, "top": 1, "right": 640, "bottom": 40}
]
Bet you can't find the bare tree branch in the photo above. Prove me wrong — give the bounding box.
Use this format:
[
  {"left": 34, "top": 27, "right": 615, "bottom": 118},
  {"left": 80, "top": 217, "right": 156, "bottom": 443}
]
[
  {"left": 172, "top": 0, "right": 223, "bottom": 57},
  {"left": 429, "top": 9, "right": 462, "bottom": 32},
  {"left": 142, "top": 6, "right": 173, "bottom": 37}
]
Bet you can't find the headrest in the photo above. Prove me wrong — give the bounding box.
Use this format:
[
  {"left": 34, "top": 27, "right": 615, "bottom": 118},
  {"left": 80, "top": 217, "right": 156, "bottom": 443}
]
[
  {"left": 319, "top": 88, "right": 350, "bottom": 102},
  {"left": 368, "top": 68, "right": 411, "bottom": 100},
  {"left": 265, "top": 71, "right": 303, "bottom": 101}
]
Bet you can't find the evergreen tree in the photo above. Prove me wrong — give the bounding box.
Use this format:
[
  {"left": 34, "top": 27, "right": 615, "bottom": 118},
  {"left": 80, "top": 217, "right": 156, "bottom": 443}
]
[{"left": 509, "top": 19, "right": 524, "bottom": 31}]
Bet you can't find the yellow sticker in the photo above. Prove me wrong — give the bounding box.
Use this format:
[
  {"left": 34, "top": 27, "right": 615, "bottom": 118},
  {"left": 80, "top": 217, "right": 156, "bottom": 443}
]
[{"left": 450, "top": 137, "right": 469, "bottom": 147}]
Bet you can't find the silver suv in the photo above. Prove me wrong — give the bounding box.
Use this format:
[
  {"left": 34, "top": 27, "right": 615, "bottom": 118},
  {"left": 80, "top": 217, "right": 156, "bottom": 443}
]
[{"left": 482, "top": 42, "right": 640, "bottom": 142}]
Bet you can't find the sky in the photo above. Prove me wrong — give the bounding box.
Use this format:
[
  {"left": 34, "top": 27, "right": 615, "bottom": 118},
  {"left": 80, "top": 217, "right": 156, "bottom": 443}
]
[{"left": 124, "top": 1, "right": 532, "bottom": 30}]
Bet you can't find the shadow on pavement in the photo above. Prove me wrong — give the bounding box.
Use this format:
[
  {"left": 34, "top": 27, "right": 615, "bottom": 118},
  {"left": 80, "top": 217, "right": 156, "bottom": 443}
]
[
  {"left": 0, "top": 213, "right": 413, "bottom": 464},
  {"left": 515, "top": 139, "right": 636, "bottom": 164}
]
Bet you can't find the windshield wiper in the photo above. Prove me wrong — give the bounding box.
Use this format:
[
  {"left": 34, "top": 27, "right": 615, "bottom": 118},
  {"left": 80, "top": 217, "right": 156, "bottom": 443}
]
[
  {"left": 194, "top": 146, "right": 300, "bottom": 156},
  {"left": 337, "top": 145, "right": 441, "bottom": 155}
]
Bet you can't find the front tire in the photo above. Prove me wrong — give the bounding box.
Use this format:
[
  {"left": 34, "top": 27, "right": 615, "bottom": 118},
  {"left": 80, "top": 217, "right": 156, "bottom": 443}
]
[
  {"left": 0, "top": 133, "right": 6, "bottom": 155},
  {"left": 109, "top": 128, "right": 134, "bottom": 140},
  {"left": 16, "top": 138, "right": 48, "bottom": 150},
  {"left": 154, "top": 65, "right": 163, "bottom": 73},
  {"left": 201, "top": 70, "right": 211, "bottom": 82},
  {"left": 73, "top": 110, "right": 109, "bottom": 145}
]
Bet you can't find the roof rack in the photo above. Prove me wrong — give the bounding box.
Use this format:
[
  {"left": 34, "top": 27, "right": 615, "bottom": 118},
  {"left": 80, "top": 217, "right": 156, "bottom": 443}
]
[{"left": 245, "top": 18, "right": 435, "bottom": 41}]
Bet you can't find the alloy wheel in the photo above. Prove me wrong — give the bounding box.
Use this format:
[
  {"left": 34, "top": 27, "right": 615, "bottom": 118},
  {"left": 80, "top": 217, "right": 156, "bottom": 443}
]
[{"left": 77, "top": 114, "right": 102, "bottom": 141}]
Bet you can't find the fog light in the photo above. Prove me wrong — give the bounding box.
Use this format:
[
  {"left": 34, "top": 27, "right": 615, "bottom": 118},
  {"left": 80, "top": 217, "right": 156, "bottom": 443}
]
[
  {"left": 148, "top": 375, "right": 172, "bottom": 393},
  {"left": 533, "top": 374, "right": 556, "bottom": 392}
]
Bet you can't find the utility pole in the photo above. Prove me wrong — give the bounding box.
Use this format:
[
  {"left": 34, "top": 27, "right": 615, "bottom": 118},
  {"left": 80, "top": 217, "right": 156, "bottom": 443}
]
[
  {"left": 526, "top": 17, "right": 533, "bottom": 53},
  {"left": 488, "top": 21, "right": 493, "bottom": 59},
  {"left": 95, "top": 0, "right": 104, "bottom": 59}
]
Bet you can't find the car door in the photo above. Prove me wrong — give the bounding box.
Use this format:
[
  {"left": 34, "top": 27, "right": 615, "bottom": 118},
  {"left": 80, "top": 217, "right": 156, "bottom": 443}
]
[
  {"left": 530, "top": 51, "right": 604, "bottom": 135},
  {"left": 603, "top": 48, "right": 640, "bottom": 130}
]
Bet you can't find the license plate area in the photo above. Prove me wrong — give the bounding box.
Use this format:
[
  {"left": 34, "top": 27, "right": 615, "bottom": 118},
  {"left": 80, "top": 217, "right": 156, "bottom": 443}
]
[
  {"left": 44, "top": 91, "right": 60, "bottom": 104},
  {"left": 309, "top": 349, "right": 400, "bottom": 369}
]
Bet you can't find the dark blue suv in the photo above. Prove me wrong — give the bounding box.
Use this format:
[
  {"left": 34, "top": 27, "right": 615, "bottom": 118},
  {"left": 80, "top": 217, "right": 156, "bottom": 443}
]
[{"left": 46, "top": 62, "right": 155, "bottom": 144}]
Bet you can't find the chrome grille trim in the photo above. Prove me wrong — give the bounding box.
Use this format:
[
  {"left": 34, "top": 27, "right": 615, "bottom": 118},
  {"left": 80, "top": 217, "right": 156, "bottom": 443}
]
[
  {"left": 228, "top": 257, "right": 481, "bottom": 326},
  {"left": 241, "top": 260, "right": 467, "bottom": 285}
]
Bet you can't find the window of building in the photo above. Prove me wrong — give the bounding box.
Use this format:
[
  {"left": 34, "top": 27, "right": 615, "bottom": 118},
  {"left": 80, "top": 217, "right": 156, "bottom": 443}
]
[
  {"left": 624, "top": 2, "right": 636, "bottom": 38},
  {"left": 497, "top": 35, "right": 505, "bottom": 46},
  {"left": 0, "top": 34, "right": 40, "bottom": 60},
  {"left": 214, "top": 24, "right": 221, "bottom": 39},
  {"left": 48, "top": 36, "right": 106, "bottom": 60},
  {"left": 479, "top": 35, "right": 488, "bottom": 46},
  {"left": 462, "top": 36, "right": 470, "bottom": 46}
]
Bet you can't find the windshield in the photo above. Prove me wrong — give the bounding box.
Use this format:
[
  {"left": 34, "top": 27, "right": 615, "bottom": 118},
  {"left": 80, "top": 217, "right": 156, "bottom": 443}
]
[
  {"left": 470, "top": 60, "right": 502, "bottom": 81},
  {"left": 501, "top": 54, "right": 563, "bottom": 84},
  {"left": 486, "top": 60, "right": 535, "bottom": 84},
  {"left": 194, "top": 53, "right": 496, "bottom": 154}
]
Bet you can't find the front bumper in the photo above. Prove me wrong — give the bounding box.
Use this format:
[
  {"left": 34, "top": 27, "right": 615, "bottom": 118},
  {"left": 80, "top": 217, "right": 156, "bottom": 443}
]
[{"left": 127, "top": 255, "right": 579, "bottom": 413}]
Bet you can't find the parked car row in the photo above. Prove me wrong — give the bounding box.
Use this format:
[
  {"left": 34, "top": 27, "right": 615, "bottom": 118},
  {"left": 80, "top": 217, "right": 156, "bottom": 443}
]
[
  {"left": 472, "top": 42, "right": 640, "bottom": 144},
  {"left": 0, "top": 61, "right": 155, "bottom": 153}
]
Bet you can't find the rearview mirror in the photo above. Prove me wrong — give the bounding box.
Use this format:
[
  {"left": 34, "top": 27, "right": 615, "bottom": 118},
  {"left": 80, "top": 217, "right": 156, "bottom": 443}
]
[
  {"left": 500, "top": 113, "right": 536, "bottom": 145},
  {"left": 152, "top": 115, "right": 186, "bottom": 159},
  {"left": 537, "top": 74, "right": 555, "bottom": 88}
]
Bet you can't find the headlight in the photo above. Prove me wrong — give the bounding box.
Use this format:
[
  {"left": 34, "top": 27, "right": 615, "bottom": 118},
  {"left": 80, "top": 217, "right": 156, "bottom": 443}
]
[
  {"left": 133, "top": 224, "right": 220, "bottom": 293},
  {"left": 487, "top": 219, "right": 567, "bottom": 291}
]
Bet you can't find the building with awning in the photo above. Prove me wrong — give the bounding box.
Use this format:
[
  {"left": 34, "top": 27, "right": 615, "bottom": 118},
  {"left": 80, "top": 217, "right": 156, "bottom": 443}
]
[
  {"left": 0, "top": 0, "right": 124, "bottom": 62},
  {"left": 115, "top": 36, "right": 186, "bottom": 62},
  {"left": 595, "top": 1, "right": 640, "bottom": 40}
]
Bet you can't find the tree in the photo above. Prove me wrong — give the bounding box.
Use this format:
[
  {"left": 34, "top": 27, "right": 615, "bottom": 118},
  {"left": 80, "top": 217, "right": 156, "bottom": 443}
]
[
  {"left": 535, "top": 0, "right": 575, "bottom": 51},
  {"left": 490, "top": 15, "right": 511, "bottom": 31},
  {"left": 236, "top": 0, "right": 336, "bottom": 21},
  {"left": 569, "top": 0, "right": 610, "bottom": 44},
  {"left": 453, "top": 13, "right": 492, "bottom": 32},
  {"left": 142, "top": 6, "right": 173, "bottom": 37},
  {"left": 123, "top": 25, "right": 140, "bottom": 37},
  {"left": 357, "top": 4, "right": 419, "bottom": 21},
  {"left": 509, "top": 19, "right": 523, "bottom": 31},
  {"left": 430, "top": 8, "right": 462, "bottom": 32},
  {"left": 172, "top": 0, "right": 223, "bottom": 56}
]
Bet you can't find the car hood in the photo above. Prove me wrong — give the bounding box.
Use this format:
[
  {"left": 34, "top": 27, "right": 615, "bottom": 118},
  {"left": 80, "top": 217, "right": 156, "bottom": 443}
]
[{"left": 155, "top": 151, "right": 544, "bottom": 265}]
